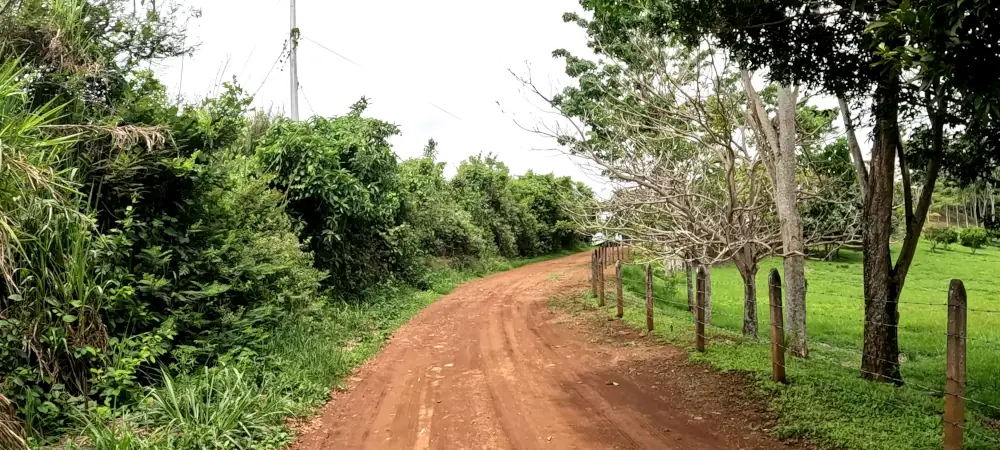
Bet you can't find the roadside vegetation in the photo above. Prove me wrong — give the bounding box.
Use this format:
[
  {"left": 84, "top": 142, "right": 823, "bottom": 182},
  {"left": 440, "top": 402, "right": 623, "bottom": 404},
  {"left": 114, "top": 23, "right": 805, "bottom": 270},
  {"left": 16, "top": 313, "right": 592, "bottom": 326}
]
[
  {"left": 531, "top": 0, "right": 1000, "bottom": 448},
  {"left": 597, "top": 241, "right": 1000, "bottom": 450},
  {"left": 0, "top": 1, "right": 594, "bottom": 448}
]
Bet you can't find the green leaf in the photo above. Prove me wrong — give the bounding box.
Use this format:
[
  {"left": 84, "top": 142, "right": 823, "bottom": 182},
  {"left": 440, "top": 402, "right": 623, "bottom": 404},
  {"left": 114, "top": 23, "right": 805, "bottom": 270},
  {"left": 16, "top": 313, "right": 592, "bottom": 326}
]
[
  {"left": 865, "top": 21, "right": 888, "bottom": 33},
  {"left": 62, "top": 315, "right": 77, "bottom": 323}
]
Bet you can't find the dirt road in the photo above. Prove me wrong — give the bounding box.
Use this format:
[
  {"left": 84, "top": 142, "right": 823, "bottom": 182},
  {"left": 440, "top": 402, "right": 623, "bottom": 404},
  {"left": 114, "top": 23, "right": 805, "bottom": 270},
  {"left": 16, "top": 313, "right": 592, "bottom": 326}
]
[{"left": 292, "top": 252, "right": 801, "bottom": 450}]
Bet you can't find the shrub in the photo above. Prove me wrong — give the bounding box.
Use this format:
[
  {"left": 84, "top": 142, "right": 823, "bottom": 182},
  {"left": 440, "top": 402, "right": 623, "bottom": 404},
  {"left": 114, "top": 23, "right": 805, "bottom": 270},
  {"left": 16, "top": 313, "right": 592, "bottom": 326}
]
[
  {"left": 924, "top": 226, "right": 958, "bottom": 251},
  {"left": 257, "top": 100, "right": 418, "bottom": 298},
  {"left": 960, "top": 227, "right": 989, "bottom": 254}
]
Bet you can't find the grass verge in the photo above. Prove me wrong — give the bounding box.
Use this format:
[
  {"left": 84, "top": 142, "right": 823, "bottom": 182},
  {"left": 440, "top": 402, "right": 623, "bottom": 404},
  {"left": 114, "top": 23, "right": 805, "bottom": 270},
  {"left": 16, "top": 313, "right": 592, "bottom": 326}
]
[
  {"left": 592, "top": 240, "right": 1000, "bottom": 450},
  {"left": 57, "top": 249, "right": 584, "bottom": 450}
]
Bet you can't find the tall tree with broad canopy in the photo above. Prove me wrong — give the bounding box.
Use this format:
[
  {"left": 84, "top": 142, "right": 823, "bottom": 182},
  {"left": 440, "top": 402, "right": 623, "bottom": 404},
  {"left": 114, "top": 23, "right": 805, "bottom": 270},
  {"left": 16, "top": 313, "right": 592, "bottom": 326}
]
[
  {"left": 519, "top": 22, "right": 791, "bottom": 336},
  {"left": 577, "top": 0, "right": 1000, "bottom": 382}
]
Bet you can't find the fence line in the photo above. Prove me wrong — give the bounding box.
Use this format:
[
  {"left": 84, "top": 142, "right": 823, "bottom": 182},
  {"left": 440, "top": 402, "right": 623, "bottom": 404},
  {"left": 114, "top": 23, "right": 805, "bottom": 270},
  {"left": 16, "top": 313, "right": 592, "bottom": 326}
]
[{"left": 586, "top": 242, "right": 1000, "bottom": 449}]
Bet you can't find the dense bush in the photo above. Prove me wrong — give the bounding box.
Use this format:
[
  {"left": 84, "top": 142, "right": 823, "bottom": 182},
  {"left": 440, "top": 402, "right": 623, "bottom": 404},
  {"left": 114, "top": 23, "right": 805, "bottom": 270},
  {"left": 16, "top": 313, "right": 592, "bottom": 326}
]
[
  {"left": 924, "top": 226, "right": 959, "bottom": 251},
  {"left": 398, "top": 141, "right": 494, "bottom": 262},
  {"left": 257, "top": 100, "right": 419, "bottom": 297},
  {"left": 0, "top": 1, "right": 595, "bottom": 445},
  {"left": 959, "top": 227, "right": 989, "bottom": 254}
]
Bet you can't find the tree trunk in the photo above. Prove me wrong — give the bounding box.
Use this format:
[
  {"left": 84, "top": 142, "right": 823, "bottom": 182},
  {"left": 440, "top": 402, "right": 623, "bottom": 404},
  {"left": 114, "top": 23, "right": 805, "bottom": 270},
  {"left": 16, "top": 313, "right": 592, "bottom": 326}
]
[
  {"left": 741, "top": 74, "right": 809, "bottom": 357},
  {"left": 839, "top": 96, "right": 869, "bottom": 204},
  {"left": 733, "top": 247, "right": 759, "bottom": 338},
  {"left": 974, "top": 197, "right": 979, "bottom": 227},
  {"left": 861, "top": 75, "right": 903, "bottom": 384},
  {"left": 685, "top": 260, "right": 694, "bottom": 312},
  {"left": 742, "top": 272, "right": 759, "bottom": 338},
  {"left": 964, "top": 198, "right": 970, "bottom": 228},
  {"left": 776, "top": 86, "right": 809, "bottom": 358}
]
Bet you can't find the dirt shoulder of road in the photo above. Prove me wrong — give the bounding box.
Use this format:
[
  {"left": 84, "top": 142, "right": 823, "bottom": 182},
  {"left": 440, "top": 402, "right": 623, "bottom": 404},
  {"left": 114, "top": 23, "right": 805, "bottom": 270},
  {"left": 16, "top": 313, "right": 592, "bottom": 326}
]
[{"left": 546, "top": 291, "right": 812, "bottom": 450}]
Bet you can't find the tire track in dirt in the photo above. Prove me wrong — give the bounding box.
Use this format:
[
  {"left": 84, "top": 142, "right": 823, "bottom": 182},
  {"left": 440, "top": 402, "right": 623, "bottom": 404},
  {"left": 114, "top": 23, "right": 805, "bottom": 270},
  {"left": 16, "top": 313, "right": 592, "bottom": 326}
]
[{"left": 290, "top": 252, "right": 805, "bottom": 450}]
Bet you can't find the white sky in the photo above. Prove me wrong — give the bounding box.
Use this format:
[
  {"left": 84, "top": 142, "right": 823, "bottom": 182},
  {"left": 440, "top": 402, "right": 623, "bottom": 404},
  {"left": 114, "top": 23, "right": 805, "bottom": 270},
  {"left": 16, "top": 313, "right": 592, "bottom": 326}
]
[
  {"left": 155, "top": 0, "right": 605, "bottom": 188},
  {"left": 154, "top": 0, "right": 876, "bottom": 198}
]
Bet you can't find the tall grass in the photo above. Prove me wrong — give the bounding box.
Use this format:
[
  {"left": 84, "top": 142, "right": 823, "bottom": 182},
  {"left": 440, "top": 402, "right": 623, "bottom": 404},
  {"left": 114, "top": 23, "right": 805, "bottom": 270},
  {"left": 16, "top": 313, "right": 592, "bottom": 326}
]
[
  {"left": 70, "top": 367, "right": 293, "bottom": 450},
  {"left": 144, "top": 368, "right": 294, "bottom": 449},
  {"left": 0, "top": 394, "right": 27, "bottom": 450}
]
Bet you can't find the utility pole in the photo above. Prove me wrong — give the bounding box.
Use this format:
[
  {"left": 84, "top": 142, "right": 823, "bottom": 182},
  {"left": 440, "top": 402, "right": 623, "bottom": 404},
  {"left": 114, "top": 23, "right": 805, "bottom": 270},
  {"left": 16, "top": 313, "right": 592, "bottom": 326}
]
[{"left": 289, "top": 0, "right": 300, "bottom": 120}]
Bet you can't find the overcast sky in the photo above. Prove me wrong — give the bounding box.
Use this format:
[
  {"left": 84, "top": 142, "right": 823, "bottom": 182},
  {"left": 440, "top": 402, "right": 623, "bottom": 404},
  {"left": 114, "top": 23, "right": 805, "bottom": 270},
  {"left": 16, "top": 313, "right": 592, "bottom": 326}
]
[{"left": 156, "top": 0, "right": 604, "bottom": 187}]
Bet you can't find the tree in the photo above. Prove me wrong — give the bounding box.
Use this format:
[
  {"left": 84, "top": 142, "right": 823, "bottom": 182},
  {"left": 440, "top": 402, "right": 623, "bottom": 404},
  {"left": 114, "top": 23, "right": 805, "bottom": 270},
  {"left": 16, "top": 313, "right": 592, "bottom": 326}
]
[
  {"left": 521, "top": 36, "right": 779, "bottom": 337},
  {"left": 422, "top": 138, "right": 439, "bottom": 159},
  {"left": 637, "top": 0, "right": 1000, "bottom": 383},
  {"left": 510, "top": 171, "right": 593, "bottom": 254},
  {"left": 398, "top": 146, "right": 493, "bottom": 261},
  {"left": 451, "top": 154, "right": 542, "bottom": 258},
  {"left": 741, "top": 76, "right": 811, "bottom": 356},
  {"left": 960, "top": 227, "right": 989, "bottom": 254},
  {"left": 924, "top": 226, "right": 958, "bottom": 251},
  {"left": 799, "top": 138, "right": 864, "bottom": 258},
  {"left": 548, "top": 5, "right": 865, "bottom": 353},
  {"left": 258, "top": 99, "right": 416, "bottom": 297}
]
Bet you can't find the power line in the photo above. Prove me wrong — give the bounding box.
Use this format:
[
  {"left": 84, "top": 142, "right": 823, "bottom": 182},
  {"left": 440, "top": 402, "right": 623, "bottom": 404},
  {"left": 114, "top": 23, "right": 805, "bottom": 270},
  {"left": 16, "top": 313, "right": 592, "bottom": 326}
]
[
  {"left": 300, "top": 34, "right": 463, "bottom": 120},
  {"left": 430, "top": 102, "right": 462, "bottom": 120},
  {"left": 301, "top": 35, "right": 362, "bottom": 68},
  {"left": 253, "top": 40, "right": 288, "bottom": 99},
  {"left": 300, "top": 84, "right": 316, "bottom": 117}
]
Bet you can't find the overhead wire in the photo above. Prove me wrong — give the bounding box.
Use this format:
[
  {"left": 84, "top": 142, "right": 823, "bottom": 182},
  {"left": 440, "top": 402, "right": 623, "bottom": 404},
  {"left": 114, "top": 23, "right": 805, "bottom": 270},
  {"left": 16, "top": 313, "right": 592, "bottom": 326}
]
[
  {"left": 300, "top": 33, "right": 464, "bottom": 120},
  {"left": 253, "top": 40, "right": 289, "bottom": 99},
  {"left": 300, "top": 84, "right": 316, "bottom": 117}
]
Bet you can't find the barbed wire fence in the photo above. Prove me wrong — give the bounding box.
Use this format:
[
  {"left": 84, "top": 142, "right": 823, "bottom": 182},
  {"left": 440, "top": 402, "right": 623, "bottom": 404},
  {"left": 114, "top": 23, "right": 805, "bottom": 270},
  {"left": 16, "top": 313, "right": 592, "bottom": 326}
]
[{"left": 586, "top": 242, "right": 1000, "bottom": 449}]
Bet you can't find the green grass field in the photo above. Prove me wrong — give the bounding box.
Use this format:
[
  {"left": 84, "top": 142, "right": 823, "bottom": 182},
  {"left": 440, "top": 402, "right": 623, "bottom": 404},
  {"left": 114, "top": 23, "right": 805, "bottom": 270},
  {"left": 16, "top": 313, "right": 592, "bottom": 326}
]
[{"left": 604, "top": 240, "right": 1000, "bottom": 450}]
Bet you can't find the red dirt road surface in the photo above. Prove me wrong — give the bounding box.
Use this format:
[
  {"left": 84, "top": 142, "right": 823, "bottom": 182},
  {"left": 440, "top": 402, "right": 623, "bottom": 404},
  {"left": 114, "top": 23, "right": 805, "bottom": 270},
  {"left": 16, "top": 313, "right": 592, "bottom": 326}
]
[{"left": 291, "top": 252, "right": 803, "bottom": 450}]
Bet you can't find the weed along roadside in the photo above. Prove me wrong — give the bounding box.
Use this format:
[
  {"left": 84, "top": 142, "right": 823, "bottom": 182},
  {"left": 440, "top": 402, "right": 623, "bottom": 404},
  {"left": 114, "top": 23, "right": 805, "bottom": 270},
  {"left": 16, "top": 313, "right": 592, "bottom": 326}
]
[
  {"left": 586, "top": 243, "right": 1000, "bottom": 450},
  {"left": 0, "top": 3, "right": 598, "bottom": 442},
  {"left": 7, "top": 0, "right": 1000, "bottom": 449}
]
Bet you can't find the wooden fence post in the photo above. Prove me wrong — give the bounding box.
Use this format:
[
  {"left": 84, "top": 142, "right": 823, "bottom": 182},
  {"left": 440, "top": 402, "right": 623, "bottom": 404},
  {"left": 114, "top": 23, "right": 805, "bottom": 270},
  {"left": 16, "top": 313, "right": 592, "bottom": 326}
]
[
  {"left": 616, "top": 260, "right": 624, "bottom": 319},
  {"left": 591, "top": 250, "right": 598, "bottom": 297},
  {"left": 768, "top": 269, "right": 787, "bottom": 383},
  {"left": 944, "top": 279, "right": 967, "bottom": 450},
  {"left": 645, "top": 263, "right": 654, "bottom": 331},
  {"left": 695, "top": 266, "right": 706, "bottom": 352},
  {"left": 598, "top": 256, "right": 606, "bottom": 307}
]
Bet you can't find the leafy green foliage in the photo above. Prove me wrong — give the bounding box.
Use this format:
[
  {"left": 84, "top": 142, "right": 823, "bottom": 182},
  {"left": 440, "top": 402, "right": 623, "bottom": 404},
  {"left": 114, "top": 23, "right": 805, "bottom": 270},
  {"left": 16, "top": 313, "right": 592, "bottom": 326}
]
[
  {"left": 960, "top": 227, "right": 989, "bottom": 254},
  {"left": 924, "top": 226, "right": 958, "bottom": 251},
  {"left": 447, "top": 154, "right": 592, "bottom": 259},
  {"left": 450, "top": 154, "right": 527, "bottom": 257},
  {"left": 257, "top": 103, "right": 418, "bottom": 297},
  {"left": 0, "top": 2, "right": 595, "bottom": 446},
  {"left": 510, "top": 171, "right": 593, "bottom": 255},
  {"left": 398, "top": 144, "right": 493, "bottom": 263}
]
